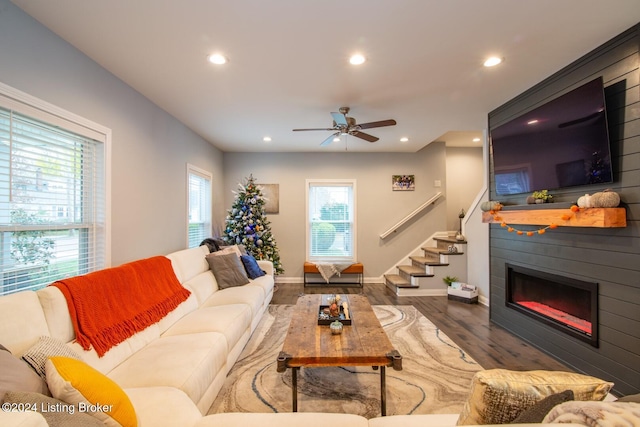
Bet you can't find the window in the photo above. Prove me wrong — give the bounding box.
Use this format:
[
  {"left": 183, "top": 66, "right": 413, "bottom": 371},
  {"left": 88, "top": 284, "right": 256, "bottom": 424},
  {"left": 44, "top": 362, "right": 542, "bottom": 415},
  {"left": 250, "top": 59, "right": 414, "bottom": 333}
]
[
  {"left": 0, "top": 83, "right": 110, "bottom": 295},
  {"left": 187, "top": 164, "right": 212, "bottom": 248},
  {"left": 306, "top": 179, "right": 356, "bottom": 262}
]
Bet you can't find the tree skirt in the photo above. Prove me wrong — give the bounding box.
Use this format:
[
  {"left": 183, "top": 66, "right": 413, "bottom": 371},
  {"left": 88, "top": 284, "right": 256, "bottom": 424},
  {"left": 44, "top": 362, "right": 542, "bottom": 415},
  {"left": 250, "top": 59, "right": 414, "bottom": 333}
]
[{"left": 207, "top": 304, "right": 482, "bottom": 418}]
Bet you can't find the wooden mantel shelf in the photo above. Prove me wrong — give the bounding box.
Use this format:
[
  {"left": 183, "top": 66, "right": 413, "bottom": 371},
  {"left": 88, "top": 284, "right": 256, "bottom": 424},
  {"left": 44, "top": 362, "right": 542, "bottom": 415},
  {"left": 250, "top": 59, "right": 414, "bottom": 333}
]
[{"left": 482, "top": 207, "right": 626, "bottom": 228}]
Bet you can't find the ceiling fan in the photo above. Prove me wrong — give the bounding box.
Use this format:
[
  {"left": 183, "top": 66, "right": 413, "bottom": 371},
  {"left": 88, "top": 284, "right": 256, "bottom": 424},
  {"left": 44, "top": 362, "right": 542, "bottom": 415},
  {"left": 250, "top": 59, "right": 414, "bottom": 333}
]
[{"left": 293, "top": 107, "right": 397, "bottom": 146}]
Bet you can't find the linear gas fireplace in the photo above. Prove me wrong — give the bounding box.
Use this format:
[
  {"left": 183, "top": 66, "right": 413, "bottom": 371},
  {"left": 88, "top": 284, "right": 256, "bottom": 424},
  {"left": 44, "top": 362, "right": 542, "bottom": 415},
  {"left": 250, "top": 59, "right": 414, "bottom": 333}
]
[{"left": 505, "top": 263, "right": 598, "bottom": 347}]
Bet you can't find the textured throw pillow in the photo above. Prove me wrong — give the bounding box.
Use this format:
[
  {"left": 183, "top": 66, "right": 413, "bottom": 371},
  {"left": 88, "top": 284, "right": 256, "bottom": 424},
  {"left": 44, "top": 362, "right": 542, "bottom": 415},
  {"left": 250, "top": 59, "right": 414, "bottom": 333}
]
[
  {"left": 456, "top": 369, "right": 613, "bottom": 425},
  {"left": 543, "top": 401, "right": 640, "bottom": 425},
  {"left": 212, "top": 244, "right": 244, "bottom": 258},
  {"left": 0, "top": 348, "right": 50, "bottom": 402},
  {"left": 4, "top": 391, "right": 104, "bottom": 427},
  {"left": 241, "top": 254, "right": 266, "bottom": 279},
  {"left": 46, "top": 356, "right": 137, "bottom": 427},
  {"left": 206, "top": 252, "right": 250, "bottom": 289},
  {"left": 22, "top": 336, "right": 82, "bottom": 379},
  {"left": 511, "top": 389, "right": 574, "bottom": 423}
]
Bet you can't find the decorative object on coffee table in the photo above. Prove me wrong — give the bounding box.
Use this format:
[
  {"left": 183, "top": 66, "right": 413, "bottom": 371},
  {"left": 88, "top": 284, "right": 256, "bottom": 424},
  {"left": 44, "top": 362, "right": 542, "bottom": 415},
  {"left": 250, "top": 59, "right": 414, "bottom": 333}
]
[{"left": 330, "top": 320, "right": 343, "bottom": 335}]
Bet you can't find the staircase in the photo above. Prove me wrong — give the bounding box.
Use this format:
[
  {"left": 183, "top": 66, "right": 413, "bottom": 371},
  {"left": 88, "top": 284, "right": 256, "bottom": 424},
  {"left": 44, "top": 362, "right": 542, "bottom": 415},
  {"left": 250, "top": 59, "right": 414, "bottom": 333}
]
[{"left": 384, "top": 234, "right": 467, "bottom": 296}]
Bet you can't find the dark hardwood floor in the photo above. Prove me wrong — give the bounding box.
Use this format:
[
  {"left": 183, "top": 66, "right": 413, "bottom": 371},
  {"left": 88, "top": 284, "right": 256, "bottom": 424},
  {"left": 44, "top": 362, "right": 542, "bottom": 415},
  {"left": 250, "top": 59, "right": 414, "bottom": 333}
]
[{"left": 271, "top": 283, "right": 572, "bottom": 372}]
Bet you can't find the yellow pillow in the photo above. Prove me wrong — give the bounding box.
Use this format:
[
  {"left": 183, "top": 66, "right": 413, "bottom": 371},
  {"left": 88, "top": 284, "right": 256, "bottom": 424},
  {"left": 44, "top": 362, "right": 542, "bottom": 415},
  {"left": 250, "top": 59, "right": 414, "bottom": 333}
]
[
  {"left": 456, "top": 369, "right": 613, "bottom": 425},
  {"left": 45, "top": 356, "right": 137, "bottom": 427}
]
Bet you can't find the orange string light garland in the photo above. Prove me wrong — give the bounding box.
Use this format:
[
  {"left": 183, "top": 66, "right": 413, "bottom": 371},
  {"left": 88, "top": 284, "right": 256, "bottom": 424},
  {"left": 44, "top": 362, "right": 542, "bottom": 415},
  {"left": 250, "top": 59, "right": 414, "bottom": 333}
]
[{"left": 488, "top": 203, "right": 581, "bottom": 236}]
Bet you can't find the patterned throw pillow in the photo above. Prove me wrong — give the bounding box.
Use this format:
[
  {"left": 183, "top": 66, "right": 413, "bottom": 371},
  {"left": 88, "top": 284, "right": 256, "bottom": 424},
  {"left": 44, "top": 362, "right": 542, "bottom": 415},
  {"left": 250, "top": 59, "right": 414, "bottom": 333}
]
[
  {"left": 22, "top": 336, "right": 82, "bottom": 379},
  {"left": 456, "top": 369, "right": 613, "bottom": 425}
]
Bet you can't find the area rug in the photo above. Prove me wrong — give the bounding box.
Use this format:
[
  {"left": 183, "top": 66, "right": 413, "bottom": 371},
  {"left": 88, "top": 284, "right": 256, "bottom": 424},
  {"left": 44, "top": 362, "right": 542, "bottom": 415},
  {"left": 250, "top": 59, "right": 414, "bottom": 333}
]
[{"left": 207, "top": 304, "right": 483, "bottom": 418}]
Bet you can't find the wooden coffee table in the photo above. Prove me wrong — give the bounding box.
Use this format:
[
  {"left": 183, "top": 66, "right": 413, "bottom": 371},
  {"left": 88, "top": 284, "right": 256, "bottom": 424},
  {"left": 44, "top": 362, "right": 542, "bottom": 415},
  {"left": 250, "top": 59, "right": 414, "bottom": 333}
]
[{"left": 276, "top": 294, "right": 402, "bottom": 416}]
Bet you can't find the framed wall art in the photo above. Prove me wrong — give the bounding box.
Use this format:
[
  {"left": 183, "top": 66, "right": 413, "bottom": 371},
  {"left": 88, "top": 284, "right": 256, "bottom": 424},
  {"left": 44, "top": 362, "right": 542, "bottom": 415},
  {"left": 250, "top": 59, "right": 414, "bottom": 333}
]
[
  {"left": 259, "top": 183, "right": 279, "bottom": 213},
  {"left": 392, "top": 175, "right": 415, "bottom": 191}
]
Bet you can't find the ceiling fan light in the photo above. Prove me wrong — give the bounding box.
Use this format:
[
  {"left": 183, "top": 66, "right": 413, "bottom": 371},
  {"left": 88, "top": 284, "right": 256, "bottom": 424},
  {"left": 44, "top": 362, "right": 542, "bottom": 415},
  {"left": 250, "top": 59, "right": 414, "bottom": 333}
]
[
  {"left": 400, "top": 137, "right": 409, "bottom": 142},
  {"left": 349, "top": 54, "right": 366, "bottom": 65}
]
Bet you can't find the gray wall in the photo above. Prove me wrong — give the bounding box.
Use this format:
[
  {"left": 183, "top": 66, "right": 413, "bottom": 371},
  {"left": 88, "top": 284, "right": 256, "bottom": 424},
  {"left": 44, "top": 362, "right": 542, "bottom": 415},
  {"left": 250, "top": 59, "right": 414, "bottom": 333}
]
[
  {"left": 446, "top": 146, "right": 484, "bottom": 231},
  {"left": 0, "top": 0, "right": 225, "bottom": 265},
  {"left": 488, "top": 23, "right": 640, "bottom": 395},
  {"left": 222, "top": 145, "right": 448, "bottom": 279}
]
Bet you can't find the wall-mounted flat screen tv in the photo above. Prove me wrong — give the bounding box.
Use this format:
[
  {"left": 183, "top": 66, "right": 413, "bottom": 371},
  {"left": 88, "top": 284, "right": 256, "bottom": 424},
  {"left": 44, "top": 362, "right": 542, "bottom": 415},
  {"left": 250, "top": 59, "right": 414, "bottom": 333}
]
[{"left": 491, "top": 77, "right": 613, "bottom": 196}]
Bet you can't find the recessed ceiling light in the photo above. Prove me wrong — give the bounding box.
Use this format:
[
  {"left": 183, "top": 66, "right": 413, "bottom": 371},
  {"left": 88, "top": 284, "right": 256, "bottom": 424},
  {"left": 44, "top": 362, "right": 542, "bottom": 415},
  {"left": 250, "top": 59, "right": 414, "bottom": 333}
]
[
  {"left": 263, "top": 136, "right": 272, "bottom": 142},
  {"left": 333, "top": 137, "right": 341, "bottom": 142},
  {"left": 349, "top": 54, "right": 366, "bottom": 65},
  {"left": 473, "top": 137, "right": 481, "bottom": 142},
  {"left": 207, "top": 53, "right": 227, "bottom": 65},
  {"left": 400, "top": 137, "right": 409, "bottom": 142},
  {"left": 483, "top": 56, "right": 502, "bottom": 67},
  {"left": 527, "top": 119, "right": 539, "bottom": 125}
]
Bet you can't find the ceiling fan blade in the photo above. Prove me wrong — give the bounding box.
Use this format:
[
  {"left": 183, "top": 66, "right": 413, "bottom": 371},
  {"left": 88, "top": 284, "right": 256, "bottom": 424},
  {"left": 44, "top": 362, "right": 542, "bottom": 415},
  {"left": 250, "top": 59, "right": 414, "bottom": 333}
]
[
  {"left": 331, "top": 112, "right": 348, "bottom": 126},
  {"left": 351, "top": 131, "right": 379, "bottom": 143},
  {"left": 320, "top": 132, "right": 341, "bottom": 146},
  {"left": 357, "top": 119, "right": 397, "bottom": 129},
  {"left": 293, "top": 127, "right": 337, "bottom": 131}
]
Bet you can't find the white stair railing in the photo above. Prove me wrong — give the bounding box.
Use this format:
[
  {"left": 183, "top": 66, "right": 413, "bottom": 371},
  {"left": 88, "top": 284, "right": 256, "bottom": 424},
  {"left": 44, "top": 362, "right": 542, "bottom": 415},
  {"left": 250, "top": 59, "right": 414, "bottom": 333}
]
[{"left": 379, "top": 192, "right": 443, "bottom": 239}]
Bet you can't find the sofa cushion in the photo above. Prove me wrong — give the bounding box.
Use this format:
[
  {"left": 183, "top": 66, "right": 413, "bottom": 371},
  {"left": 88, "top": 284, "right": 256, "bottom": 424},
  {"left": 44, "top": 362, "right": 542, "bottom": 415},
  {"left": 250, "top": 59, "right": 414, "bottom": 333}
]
[
  {"left": 22, "top": 336, "right": 82, "bottom": 379},
  {"left": 166, "top": 246, "right": 210, "bottom": 283},
  {"left": 456, "top": 369, "right": 613, "bottom": 425},
  {"left": 183, "top": 270, "right": 219, "bottom": 305},
  {"left": 107, "top": 332, "right": 227, "bottom": 406},
  {"left": 206, "top": 253, "right": 250, "bottom": 289},
  {"left": 368, "top": 414, "right": 460, "bottom": 427},
  {"left": 194, "top": 412, "right": 370, "bottom": 427},
  {"left": 0, "top": 348, "right": 50, "bottom": 402},
  {"left": 46, "top": 357, "right": 137, "bottom": 427},
  {"left": 0, "top": 291, "right": 50, "bottom": 356},
  {"left": 37, "top": 287, "right": 75, "bottom": 344},
  {"left": 202, "top": 285, "right": 265, "bottom": 321},
  {"left": 162, "top": 304, "right": 252, "bottom": 354},
  {"left": 124, "top": 387, "right": 203, "bottom": 427},
  {"left": 3, "top": 391, "right": 104, "bottom": 427}
]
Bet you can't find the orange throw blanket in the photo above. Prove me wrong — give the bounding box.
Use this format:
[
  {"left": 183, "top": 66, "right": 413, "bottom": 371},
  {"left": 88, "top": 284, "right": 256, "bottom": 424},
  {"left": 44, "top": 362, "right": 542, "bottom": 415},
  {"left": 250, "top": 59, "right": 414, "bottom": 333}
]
[{"left": 52, "top": 256, "right": 191, "bottom": 357}]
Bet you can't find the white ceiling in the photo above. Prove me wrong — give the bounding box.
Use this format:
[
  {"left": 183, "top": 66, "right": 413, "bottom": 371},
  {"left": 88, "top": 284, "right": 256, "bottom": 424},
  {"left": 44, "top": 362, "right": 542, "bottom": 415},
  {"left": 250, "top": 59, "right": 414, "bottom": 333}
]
[{"left": 12, "top": 0, "right": 640, "bottom": 152}]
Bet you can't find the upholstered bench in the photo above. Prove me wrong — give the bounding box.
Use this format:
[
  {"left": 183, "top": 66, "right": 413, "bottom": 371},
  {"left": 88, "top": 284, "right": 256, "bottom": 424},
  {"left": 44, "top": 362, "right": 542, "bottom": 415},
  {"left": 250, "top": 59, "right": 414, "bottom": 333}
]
[{"left": 303, "top": 262, "right": 364, "bottom": 287}]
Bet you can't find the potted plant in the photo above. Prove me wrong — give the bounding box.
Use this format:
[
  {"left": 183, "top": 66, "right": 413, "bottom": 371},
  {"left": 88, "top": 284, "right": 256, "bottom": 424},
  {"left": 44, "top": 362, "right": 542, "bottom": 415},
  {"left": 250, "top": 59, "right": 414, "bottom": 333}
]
[
  {"left": 442, "top": 276, "right": 458, "bottom": 286},
  {"left": 528, "top": 189, "right": 553, "bottom": 204}
]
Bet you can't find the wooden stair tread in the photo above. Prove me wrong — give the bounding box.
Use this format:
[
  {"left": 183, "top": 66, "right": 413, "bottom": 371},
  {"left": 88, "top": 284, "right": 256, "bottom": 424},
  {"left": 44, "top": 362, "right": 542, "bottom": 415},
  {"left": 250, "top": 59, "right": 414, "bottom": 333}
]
[
  {"left": 433, "top": 236, "right": 467, "bottom": 244},
  {"left": 384, "top": 274, "right": 417, "bottom": 288},
  {"left": 398, "top": 265, "right": 433, "bottom": 277},
  {"left": 410, "top": 256, "right": 448, "bottom": 266},
  {"left": 423, "top": 247, "right": 464, "bottom": 255}
]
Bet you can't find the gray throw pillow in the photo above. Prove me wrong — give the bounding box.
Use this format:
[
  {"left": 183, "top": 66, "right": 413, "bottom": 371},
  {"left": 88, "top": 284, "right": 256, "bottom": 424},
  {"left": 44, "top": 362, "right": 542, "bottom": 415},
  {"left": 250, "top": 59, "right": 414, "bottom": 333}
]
[
  {"left": 206, "top": 252, "right": 250, "bottom": 289},
  {"left": 3, "top": 391, "right": 104, "bottom": 427},
  {"left": 512, "top": 389, "right": 574, "bottom": 423},
  {"left": 0, "top": 348, "right": 50, "bottom": 403}
]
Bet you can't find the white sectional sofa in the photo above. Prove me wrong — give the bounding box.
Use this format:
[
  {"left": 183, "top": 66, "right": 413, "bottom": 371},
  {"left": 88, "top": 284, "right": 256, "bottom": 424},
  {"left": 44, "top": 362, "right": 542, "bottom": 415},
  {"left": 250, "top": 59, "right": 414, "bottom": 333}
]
[{"left": 0, "top": 245, "right": 275, "bottom": 427}]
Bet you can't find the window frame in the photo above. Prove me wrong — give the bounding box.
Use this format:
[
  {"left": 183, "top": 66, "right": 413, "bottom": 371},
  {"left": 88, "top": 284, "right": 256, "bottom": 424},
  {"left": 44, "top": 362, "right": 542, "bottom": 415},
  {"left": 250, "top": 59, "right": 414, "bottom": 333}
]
[
  {"left": 186, "top": 164, "right": 212, "bottom": 248},
  {"left": 0, "top": 82, "right": 111, "bottom": 295},
  {"left": 305, "top": 179, "right": 357, "bottom": 263}
]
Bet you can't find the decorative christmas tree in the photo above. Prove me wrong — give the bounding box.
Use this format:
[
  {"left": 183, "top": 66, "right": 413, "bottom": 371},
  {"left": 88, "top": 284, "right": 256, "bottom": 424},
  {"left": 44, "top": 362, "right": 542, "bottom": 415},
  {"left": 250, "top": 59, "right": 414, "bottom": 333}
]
[{"left": 223, "top": 175, "right": 284, "bottom": 275}]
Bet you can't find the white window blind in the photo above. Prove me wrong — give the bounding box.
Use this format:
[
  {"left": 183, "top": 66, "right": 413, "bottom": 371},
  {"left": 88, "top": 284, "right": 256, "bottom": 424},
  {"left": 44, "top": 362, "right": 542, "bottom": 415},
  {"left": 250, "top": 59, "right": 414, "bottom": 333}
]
[
  {"left": 0, "top": 107, "right": 106, "bottom": 295},
  {"left": 187, "top": 164, "right": 212, "bottom": 248},
  {"left": 306, "top": 180, "right": 356, "bottom": 262}
]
